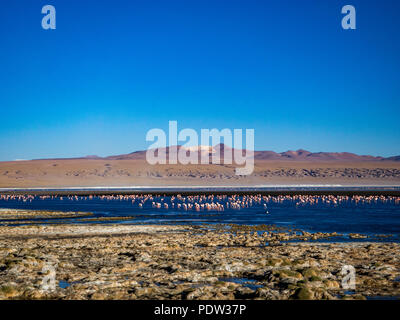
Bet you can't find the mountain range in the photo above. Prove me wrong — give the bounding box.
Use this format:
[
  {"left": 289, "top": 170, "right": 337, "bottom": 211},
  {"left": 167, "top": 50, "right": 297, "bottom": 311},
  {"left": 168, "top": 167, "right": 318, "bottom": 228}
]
[{"left": 70, "top": 144, "right": 400, "bottom": 162}]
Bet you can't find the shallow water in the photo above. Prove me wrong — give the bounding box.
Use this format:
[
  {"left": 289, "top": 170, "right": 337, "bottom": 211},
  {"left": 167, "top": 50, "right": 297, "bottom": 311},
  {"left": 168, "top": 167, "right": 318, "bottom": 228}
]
[
  {"left": 0, "top": 195, "right": 399, "bottom": 242},
  {"left": 218, "top": 277, "right": 263, "bottom": 291}
]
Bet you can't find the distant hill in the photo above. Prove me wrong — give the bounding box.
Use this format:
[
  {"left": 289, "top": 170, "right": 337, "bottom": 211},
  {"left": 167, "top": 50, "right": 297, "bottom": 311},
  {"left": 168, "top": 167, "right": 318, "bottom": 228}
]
[
  {"left": 3, "top": 145, "right": 400, "bottom": 189},
  {"left": 254, "top": 149, "right": 387, "bottom": 162},
  {"left": 33, "top": 145, "right": 399, "bottom": 162},
  {"left": 101, "top": 145, "right": 398, "bottom": 162}
]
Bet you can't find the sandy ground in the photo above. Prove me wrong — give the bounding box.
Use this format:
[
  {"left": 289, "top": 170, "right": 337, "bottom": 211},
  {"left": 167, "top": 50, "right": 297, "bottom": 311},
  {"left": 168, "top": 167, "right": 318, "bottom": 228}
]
[{"left": 0, "top": 159, "right": 400, "bottom": 188}]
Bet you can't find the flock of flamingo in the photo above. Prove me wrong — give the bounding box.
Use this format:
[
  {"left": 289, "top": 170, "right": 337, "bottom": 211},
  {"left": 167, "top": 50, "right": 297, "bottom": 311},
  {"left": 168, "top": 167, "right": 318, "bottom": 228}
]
[{"left": 0, "top": 194, "right": 399, "bottom": 212}]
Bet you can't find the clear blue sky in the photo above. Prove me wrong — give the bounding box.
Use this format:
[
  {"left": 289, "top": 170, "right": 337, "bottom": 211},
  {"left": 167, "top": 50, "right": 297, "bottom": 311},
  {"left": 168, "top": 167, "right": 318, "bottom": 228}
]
[{"left": 0, "top": 0, "right": 399, "bottom": 160}]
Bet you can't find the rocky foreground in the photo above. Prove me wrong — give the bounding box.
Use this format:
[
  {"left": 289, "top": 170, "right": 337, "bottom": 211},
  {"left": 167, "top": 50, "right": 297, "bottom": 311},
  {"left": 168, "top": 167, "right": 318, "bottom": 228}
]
[{"left": 0, "top": 223, "right": 399, "bottom": 300}]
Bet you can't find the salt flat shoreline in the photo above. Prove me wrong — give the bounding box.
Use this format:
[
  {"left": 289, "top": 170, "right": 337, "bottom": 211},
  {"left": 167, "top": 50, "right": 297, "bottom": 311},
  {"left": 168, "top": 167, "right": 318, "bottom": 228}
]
[
  {"left": 0, "top": 222, "right": 399, "bottom": 300},
  {"left": 1, "top": 185, "right": 400, "bottom": 196}
]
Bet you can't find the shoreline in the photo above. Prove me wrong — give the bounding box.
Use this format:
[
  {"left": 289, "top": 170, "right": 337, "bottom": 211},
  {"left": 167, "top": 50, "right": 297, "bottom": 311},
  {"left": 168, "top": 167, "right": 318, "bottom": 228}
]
[
  {"left": 0, "top": 208, "right": 398, "bottom": 243},
  {"left": 2, "top": 185, "right": 400, "bottom": 196}
]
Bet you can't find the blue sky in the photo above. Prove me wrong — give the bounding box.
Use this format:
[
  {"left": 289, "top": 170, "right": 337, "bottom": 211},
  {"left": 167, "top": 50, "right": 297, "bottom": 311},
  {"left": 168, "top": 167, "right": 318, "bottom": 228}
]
[{"left": 0, "top": 0, "right": 399, "bottom": 160}]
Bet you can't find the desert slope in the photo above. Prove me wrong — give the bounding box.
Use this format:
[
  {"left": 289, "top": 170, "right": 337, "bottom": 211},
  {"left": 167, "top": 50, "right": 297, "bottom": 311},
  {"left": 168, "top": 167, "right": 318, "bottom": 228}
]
[
  {"left": 1, "top": 158, "right": 400, "bottom": 188},
  {"left": 1, "top": 146, "right": 399, "bottom": 188}
]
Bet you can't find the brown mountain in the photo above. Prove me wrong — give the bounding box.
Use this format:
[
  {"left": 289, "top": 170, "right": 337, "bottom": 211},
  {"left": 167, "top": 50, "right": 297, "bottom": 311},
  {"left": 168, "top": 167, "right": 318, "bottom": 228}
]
[
  {"left": 254, "top": 149, "right": 386, "bottom": 162},
  {"left": 96, "top": 146, "right": 396, "bottom": 162},
  {"left": 30, "top": 145, "right": 398, "bottom": 162}
]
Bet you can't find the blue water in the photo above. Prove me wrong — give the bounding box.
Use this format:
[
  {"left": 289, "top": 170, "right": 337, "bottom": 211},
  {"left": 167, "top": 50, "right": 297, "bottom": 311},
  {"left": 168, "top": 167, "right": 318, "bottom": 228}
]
[{"left": 0, "top": 195, "right": 399, "bottom": 241}]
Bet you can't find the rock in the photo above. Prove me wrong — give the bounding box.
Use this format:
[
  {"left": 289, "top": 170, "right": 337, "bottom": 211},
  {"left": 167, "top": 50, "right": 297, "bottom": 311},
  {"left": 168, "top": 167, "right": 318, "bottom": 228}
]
[
  {"left": 0, "top": 285, "right": 20, "bottom": 298},
  {"left": 90, "top": 291, "right": 107, "bottom": 300},
  {"left": 135, "top": 252, "right": 152, "bottom": 262},
  {"left": 349, "top": 233, "right": 368, "bottom": 239},
  {"left": 264, "top": 258, "right": 283, "bottom": 267},
  {"left": 256, "top": 287, "right": 281, "bottom": 300},
  {"left": 323, "top": 280, "right": 340, "bottom": 289},
  {"left": 300, "top": 268, "right": 319, "bottom": 278},
  {"left": 273, "top": 270, "right": 303, "bottom": 280},
  {"left": 133, "top": 286, "right": 159, "bottom": 298},
  {"left": 234, "top": 286, "right": 256, "bottom": 299},
  {"left": 186, "top": 288, "right": 213, "bottom": 300},
  {"left": 23, "top": 289, "right": 46, "bottom": 299},
  {"left": 290, "top": 287, "right": 314, "bottom": 300}
]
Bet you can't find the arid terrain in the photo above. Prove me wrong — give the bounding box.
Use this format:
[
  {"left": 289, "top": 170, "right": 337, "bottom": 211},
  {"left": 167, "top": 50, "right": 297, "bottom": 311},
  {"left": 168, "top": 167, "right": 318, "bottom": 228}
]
[
  {"left": 0, "top": 219, "right": 399, "bottom": 300},
  {"left": 1, "top": 147, "right": 400, "bottom": 188},
  {"left": 1, "top": 159, "right": 400, "bottom": 188}
]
